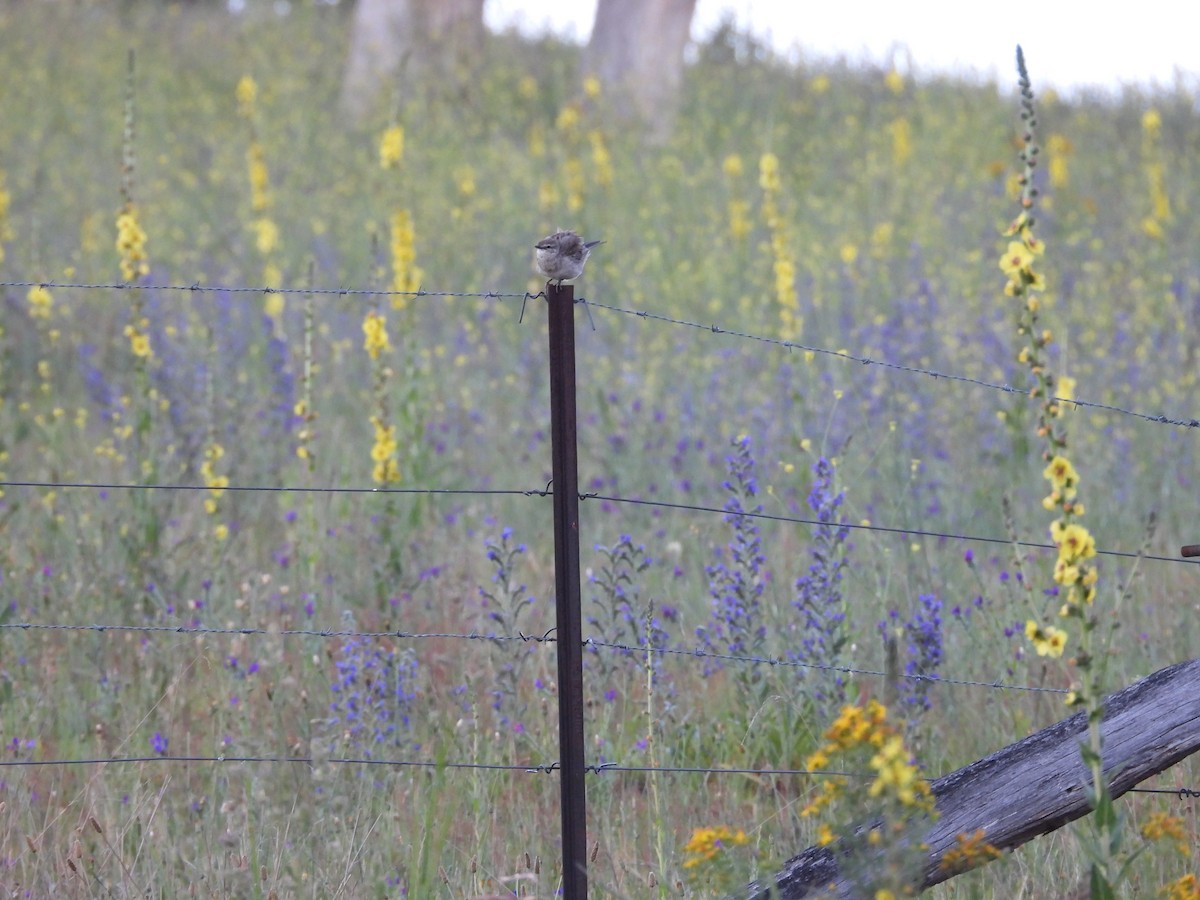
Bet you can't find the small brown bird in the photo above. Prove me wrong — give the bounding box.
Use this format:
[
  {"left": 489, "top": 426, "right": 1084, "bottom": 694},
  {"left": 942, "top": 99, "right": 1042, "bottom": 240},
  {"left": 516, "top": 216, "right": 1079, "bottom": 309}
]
[{"left": 534, "top": 230, "right": 603, "bottom": 286}]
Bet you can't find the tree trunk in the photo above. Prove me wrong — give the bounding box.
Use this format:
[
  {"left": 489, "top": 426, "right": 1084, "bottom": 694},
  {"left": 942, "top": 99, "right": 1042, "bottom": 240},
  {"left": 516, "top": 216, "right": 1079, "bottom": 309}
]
[
  {"left": 742, "top": 657, "right": 1200, "bottom": 898},
  {"left": 584, "top": 0, "right": 697, "bottom": 143},
  {"left": 339, "top": 0, "right": 485, "bottom": 121}
]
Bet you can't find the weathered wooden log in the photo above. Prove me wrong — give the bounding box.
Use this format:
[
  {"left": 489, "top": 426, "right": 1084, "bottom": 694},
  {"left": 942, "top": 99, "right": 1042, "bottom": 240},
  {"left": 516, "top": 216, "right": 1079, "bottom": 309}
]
[{"left": 743, "top": 657, "right": 1200, "bottom": 899}]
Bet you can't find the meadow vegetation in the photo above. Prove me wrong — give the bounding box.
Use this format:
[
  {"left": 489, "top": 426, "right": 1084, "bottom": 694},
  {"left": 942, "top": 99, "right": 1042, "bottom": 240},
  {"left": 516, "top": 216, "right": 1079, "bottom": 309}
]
[{"left": 1, "top": 3, "right": 1199, "bottom": 896}]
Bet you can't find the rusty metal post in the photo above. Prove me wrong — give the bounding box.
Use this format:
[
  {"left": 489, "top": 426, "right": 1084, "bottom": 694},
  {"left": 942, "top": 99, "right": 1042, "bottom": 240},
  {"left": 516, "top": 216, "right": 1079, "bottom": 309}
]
[{"left": 545, "top": 281, "right": 588, "bottom": 897}]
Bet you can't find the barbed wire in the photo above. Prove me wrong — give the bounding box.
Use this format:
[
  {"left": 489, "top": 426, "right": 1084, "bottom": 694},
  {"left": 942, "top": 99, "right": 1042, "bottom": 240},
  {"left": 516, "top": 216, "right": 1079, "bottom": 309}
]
[
  {"left": 0, "top": 479, "right": 552, "bottom": 498},
  {"left": 0, "top": 619, "right": 1063, "bottom": 695},
  {"left": 0, "top": 753, "right": 1189, "bottom": 798},
  {"left": 582, "top": 299, "right": 1200, "bottom": 432},
  {"left": 0, "top": 279, "right": 533, "bottom": 301},
  {"left": 1, "top": 476, "right": 1183, "bottom": 568},
  {"left": 588, "top": 492, "right": 1189, "bottom": 566},
  {"left": 0, "top": 621, "right": 557, "bottom": 643},
  {"left": 0, "top": 753, "right": 863, "bottom": 779},
  {"left": 5, "top": 278, "right": 1196, "bottom": 432},
  {"left": 585, "top": 638, "right": 1069, "bottom": 694}
]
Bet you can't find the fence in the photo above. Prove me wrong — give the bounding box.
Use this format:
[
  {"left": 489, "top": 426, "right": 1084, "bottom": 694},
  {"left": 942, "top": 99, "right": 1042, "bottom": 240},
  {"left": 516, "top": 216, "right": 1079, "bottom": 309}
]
[{"left": 1, "top": 276, "right": 1198, "bottom": 897}]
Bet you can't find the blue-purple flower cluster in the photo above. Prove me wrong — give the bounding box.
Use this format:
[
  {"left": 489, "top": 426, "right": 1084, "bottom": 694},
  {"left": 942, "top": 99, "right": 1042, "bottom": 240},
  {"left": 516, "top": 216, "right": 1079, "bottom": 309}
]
[
  {"left": 791, "top": 455, "right": 851, "bottom": 712},
  {"left": 880, "top": 592, "right": 944, "bottom": 716},
  {"left": 329, "top": 627, "right": 419, "bottom": 757},
  {"left": 478, "top": 528, "right": 540, "bottom": 730},
  {"left": 697, "top": 436, "right": 768, "bottom": 681},
  {"left": 586, "top": 535, "right": 672, "bottom": 687}
]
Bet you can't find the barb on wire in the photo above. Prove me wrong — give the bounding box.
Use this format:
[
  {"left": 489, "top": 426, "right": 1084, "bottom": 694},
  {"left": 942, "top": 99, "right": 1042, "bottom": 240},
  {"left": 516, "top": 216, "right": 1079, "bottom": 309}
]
[
  {"left": 0, "top": 622, "right": 557, "bottom": 642},
  {"left": 583, "top": 299, "right": 1200, "bottom": 432},
  {"left": 518, "top": 290, "right": 546, "bottom": 323},
  {"left": 585, "top": 638, "right": 1068, "bottom": 694},
  {"left": 585, "top": 492, "right": 1190, "bottom": 566}
]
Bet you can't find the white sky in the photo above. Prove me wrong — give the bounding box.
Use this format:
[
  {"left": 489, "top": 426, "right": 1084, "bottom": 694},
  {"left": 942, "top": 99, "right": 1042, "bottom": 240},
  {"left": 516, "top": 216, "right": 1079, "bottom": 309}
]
[{"left": 485, "top": 0, "right": 1200, "bottom": 95}]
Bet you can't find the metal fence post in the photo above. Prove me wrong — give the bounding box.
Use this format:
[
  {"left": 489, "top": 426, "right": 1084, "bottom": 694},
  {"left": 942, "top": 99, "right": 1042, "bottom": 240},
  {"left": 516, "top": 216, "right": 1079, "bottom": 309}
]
[{"left": 546, "top": 281, "right": 588, "bottom": 898}]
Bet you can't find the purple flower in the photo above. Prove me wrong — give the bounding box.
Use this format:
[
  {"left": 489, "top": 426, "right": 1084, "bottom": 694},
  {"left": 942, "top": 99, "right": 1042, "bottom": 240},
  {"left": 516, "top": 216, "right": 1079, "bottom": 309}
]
[
  {"left": 698, "top": 436, "right": 768, "bottom": 682},
  {"left": 790, "top": 456, "right": 851, "bottom": 714}
]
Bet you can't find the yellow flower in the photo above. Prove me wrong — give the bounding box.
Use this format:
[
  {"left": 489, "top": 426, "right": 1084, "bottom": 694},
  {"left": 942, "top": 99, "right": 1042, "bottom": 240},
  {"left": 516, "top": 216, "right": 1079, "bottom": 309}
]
[
  {"left": 369, "top": 415, "right": 400, "bottom": 484},
  {"left": 1042, "top": 626, "right": 1067, "bottom": 657},
  {"left": 682, "top": 826, "right": 748, "bottom": 866},
  {"left": 759, "top": 152, "right": 781, "bottom": 193},
  {"left": 390, "top": 209, "right": 422, "bottom": 299},
  {"left": 582, "top": 75, "right": 601, "bottom": 99},
  {"left": 1026, "top": 621, "right": 1067, "bottom": 658},
  {"left": 1164, "top": 874, "right": 1200, "bottom": 900},
  {"left": 115, "top": 206, "right": 149, "bottom": 282},
  {"left": 1057, "top": 376, "right": 1075, "bottom": 400},
  {"left": 379, "top": 124, "right": 404, "bottom": 170},
  {"left": 1141, "top": 108, "right": 1162, "bottom": 137},
  {"left": 253, "top": 217, "right": 279, "bottom": 255},
  {"left": 362, "top": 309, "right": 390, "bottom": 360},
  {"left": 556, "top": 104, "right": 581, "bottom": 132},
  {"left": 888, "top": 117, "right": 911, "bottom": 166},
  {"left": 728, "top": 199, "right": 751, "bottom": 242},
  {"left": 123, "top": 323, "right": 153, "bottom": 359},
  {"left": 999, "top": 240, "right": 1033, "bottom": 277},
  {"left": 722, "top": 154, "right": 744, "bottom": 178},
  {"left": 1140, "top": 812, "right": 1189, "bottom": 855},
  {"left": 939, "top": 830, "right": 1002, "bottom": 873},
  {"left": 247, "top": 143, "right": 270, "bottom": 213},
  {"left": 884, "top": 69, "right": 904, "bottom": 95},
  {"left": 588, "top": 130, "right": 613, "bottom": 188},
  {"left": 1053, "top": 558, "right": 1080, "bottom": 585},
  {"left": 235, "top": 75, "right": 257, "bottom": 118},
  {"left": 1042, "top": 455, "right": 1078, "bottom": 491},
  {"left": 1056, "top": 523, "right": 1096, "bottom": 563},
  {"left": 27, "top": 285, "right": 53, "bottom": 319}
]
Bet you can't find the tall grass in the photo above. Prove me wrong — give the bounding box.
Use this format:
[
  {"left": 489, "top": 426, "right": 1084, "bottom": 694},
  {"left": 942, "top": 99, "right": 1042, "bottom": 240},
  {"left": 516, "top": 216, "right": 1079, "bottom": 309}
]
[{"left": 1, "top": 4, "right": 1198, "bottom": 896}]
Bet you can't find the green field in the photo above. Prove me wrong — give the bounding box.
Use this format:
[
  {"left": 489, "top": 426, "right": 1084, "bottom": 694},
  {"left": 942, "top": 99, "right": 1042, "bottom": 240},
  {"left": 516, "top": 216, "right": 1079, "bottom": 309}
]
[{"left": 1, "top": 4, "right": 1199, "bottom": 897}]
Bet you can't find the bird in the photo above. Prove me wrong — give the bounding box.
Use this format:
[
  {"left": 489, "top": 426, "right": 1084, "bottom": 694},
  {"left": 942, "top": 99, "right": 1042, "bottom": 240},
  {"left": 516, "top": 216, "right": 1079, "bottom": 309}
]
[{"left": 534, "top": 230, "right": 603, "bottom": 286}]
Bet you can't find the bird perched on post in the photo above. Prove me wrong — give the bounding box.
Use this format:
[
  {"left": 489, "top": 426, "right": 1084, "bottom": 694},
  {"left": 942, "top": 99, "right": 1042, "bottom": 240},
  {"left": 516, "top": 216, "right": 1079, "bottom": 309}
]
[{"left": 534, "top": 230, "right": 603, "bottom": 286}]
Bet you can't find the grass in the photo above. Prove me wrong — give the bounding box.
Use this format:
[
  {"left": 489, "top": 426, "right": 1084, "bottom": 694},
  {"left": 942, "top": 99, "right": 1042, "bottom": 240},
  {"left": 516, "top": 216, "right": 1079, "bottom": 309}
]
[{"left": 1, "top": 3, "right": 1199, "bottom": 897}]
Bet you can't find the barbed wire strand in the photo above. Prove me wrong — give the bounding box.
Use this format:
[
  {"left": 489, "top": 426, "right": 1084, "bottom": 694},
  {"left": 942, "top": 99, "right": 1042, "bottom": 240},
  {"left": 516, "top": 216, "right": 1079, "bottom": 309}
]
[
  {"left": 0, "top": 621, "right": 555, "bottom": 643},
  {"left": 0, "top": 620, "right": 1063, "bottom": 695},
  {"left": 0, "top": 279, "right": 533, "bottom": 301},
  {"left": 0, "top": 478, "right": 1186, "bottom": 569},
  {"left": 0, "top": 754, "right": 1188, "bottom": 797},
  {"left": 584, "top": 638, "right": 1069, "bottom": 694},
  {"left": 0, "top": 479, "right": 551, "bottom": 498},
  {"left": 4, "top": 279, "right": 1196, "bottom": 432},
  {"left": 587, "top": 492, "right": 1188, "bottom": 566},
  {"left": 582, "top": 298, "right": 1200, "bottom": 431}
]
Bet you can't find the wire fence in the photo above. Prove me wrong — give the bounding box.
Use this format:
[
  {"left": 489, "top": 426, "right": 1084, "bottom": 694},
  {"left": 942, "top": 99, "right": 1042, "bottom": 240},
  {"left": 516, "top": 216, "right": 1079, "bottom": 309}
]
[{"left": 1, "top": 275, "right": 1196, "bottom": 886}]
